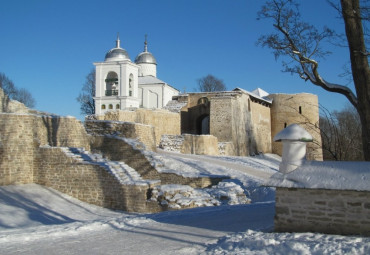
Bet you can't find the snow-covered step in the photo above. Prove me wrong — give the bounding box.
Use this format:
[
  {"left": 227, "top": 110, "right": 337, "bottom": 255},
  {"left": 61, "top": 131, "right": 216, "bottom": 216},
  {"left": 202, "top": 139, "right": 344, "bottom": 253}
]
[{"left": 61, "top": 147, "right": 153, "bottom": 185}]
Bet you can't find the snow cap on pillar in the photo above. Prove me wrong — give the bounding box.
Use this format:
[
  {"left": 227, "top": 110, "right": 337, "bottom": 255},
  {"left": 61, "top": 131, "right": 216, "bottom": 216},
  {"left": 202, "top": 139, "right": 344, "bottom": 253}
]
[
  {"left": 274, "top": 124, "right": 313, "bottom": 174},
  {"left": 273, "top": 124, "right": 313, "bottom": 142}
]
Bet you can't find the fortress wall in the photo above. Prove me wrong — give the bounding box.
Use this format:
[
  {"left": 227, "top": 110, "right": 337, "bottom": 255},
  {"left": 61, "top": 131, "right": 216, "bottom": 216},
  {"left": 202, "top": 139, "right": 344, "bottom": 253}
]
[
  {"left": 85, "top": 120, "right": 156, "bottom": 151},
  {"left": 93, "top": 108, "right": 180, "bottom": 146},
  {"left": 250, "top": 100, "right": 272, "bottom": 153},
  {"left": 210, "top": 93, "right": 266, "bottom": 156},
  {"left": 0, "top": 113, "right": 90, "bottom": 185},
  {"left": 0, "top": 114, "right": 36, "bottom": 185},
  {"left": 231, "top": 94, "right": 252, "bottom": 156},
  {"left": 91, "top": 135, "right": 161, "bottom": 180},
  {"left": 269, "top": 93, "right": 323, "bottom": 160},
  {"left": 210, "top": 96, "right": 234, "bottom": 143},
  {"left": 34, "top": 116, "right": 91, "bottom": 149},
  {"left": 33, "top": 147, "right": 153, "bottom": 213},
  {"left": 0, "top": 88, "right": 30, "bottom": 114},
  {"left": 181, "top": 134, "right": 220, "bottom": 156}
]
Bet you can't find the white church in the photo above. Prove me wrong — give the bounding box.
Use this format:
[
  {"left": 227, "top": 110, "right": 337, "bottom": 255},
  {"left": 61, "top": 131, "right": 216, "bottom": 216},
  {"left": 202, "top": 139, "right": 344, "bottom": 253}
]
[{"left": 94, "top": 35, "right": 179, "bottom": 115}]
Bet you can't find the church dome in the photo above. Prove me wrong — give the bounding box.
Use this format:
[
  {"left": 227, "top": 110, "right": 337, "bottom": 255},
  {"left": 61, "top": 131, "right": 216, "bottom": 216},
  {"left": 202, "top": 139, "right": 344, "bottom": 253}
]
[
  {"left": 134, "top": 36, "right": 157, "bottom": 65},
  {"left": 105, "top": 35, "right": 130, "bottom": 61},
  {"left": 135, "top": 51, "right": 157, "bottom": 65}
]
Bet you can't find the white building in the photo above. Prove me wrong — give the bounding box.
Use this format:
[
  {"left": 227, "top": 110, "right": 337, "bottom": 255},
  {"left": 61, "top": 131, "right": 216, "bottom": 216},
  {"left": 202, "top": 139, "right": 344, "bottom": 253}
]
[{"left": 94, "top": 35, "right": 179, "bottom": 115}]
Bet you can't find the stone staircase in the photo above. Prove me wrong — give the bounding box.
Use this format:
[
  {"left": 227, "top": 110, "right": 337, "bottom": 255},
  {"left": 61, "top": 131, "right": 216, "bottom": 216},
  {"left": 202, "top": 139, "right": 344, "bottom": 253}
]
[{"left": 61, "top": 147, "right": 159, "bottom": 186}]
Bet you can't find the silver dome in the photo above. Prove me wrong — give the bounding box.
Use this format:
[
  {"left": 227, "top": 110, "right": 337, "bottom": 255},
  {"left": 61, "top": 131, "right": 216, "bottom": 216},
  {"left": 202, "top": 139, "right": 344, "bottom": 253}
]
[
  {"left": 135, "top": 35, "right": 157, "bottom": 65},
  {"left": 104, "top": 35, "right": 130, "bottom": 61},
  {"left": 135, "top": 51, "right": 157, "bottom": 65},
  {"left": 105, "top": 48, "right": 130, "bottom": 61}
]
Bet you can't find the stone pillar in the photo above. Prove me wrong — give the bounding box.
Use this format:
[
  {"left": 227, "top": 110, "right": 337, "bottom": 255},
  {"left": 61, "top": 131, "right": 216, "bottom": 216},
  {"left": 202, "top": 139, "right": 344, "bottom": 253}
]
[{"left": 273, "top": 124, "right": 312, "bottom": 173}]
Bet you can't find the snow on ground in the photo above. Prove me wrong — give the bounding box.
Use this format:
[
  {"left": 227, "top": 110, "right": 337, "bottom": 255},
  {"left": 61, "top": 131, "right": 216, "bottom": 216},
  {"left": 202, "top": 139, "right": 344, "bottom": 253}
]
[
  {"left": 151, "top": 150, "right": 278, "bottom": 202},
  {"left": 1, "top": 155, "right": 370, "bottom": 254}
]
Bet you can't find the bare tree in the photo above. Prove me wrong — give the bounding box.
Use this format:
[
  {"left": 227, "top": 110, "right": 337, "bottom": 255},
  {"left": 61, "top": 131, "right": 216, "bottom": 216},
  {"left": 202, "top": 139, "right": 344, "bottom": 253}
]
[
  {"left": 13, "top": 88, "right": 36, "bottom": 108},
  {"left": 0, "top": 73, "right": 16, "bottom": 98},
  {"left": 0, "top": 72, "right": 36, "bottom": 108},
  {"left": 197, "top": 74, "right": 227, "bottom": 92},
  {"left": 258, "top": 0, "right": 370, "bottom": 161},
  {"left": 77, "top": 69, "right": 95, "bottom": 115},
  {"left": 320, "top": 105, "right": 363, "bottom": 161}
]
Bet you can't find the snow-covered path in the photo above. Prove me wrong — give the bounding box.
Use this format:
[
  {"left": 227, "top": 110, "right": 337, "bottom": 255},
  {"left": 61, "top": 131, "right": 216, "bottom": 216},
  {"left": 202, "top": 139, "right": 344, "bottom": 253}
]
[
  {"left": 1, "top": 155, "right": 370, "bottom": 254},
  {"left": 0, "top": 184, "right": 273, "bottom": 255},
  {"left": 157, "top": 150, "right": 275, "bottom": 181}
]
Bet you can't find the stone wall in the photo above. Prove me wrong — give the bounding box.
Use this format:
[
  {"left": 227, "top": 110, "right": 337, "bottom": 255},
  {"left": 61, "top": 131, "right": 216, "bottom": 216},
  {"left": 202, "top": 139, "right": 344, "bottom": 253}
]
[
  {"left": 0, "top": 113, "right": 90, "bottom": 185},
  {"left": 181, "top": 134, "right": 219, "bottom": 155},
  {"left": 0, "top": 87, "right": 29, "bottom": 114},
  {"left": 0, "top": 114, "right": 36, "bottom": 185},
  {"left": 275, "top": 187, "right": 370, "bottom": 236},
  {"left": 269, "top": 93, "right": 323, "bottom": 160},
  {"left": 85, "top": 120, "right": 156, "bottom": 151},
  {"left": 91, "top": 135, "right": 226, "bottom": 188},
  {"left": 250, "top": 99, "right": 272, "bottom": 153},
  {"left": 91, "top": 135, "right": 161, "bottom": 180},
  {"left": 33, "top": 147, "right": 159, "bottom": 213},
  {"left": 93, "top": 108, "right": 180, "bottom": 145},
  {"left": 210, "top": 96, "right": 234, "bottom": 143}
]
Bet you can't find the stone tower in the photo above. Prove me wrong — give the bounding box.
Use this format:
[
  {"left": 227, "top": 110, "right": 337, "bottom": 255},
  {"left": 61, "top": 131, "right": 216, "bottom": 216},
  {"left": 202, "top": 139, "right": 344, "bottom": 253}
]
[{"left": 269, "top": 93, "right": 323, "bottom": 160}]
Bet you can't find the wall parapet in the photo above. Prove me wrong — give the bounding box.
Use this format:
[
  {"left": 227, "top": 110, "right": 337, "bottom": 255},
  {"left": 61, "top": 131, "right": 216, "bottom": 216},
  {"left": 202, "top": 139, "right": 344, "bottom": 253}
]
[
  {"left": 275, "top": 187, "right": 370, "bottom": 236},
  {"left": 85, "top": 120, "right": 156, "bottom": 151}
]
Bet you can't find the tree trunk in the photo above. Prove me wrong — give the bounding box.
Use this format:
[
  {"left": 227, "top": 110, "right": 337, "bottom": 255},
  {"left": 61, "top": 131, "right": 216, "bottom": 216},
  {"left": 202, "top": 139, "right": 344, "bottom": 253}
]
[{"left": 341, "top": 0, "right": 370, "bottom": 160}]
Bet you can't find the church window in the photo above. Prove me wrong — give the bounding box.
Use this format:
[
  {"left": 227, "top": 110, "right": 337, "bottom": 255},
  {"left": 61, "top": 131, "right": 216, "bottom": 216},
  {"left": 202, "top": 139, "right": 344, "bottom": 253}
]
[
  {"left": 248, "top": 99, "right": 251, "bottom": 112},
  {"left": 102, "top": 104, "right": 106, "bottom": 110},
  {"left": 299, "top": 106, "right": 302, "bottom": 114},
  {"left": 105, "top": 72, "right": 119, "bottom": 96},
  {"left": 129, "top": 74, "right": 134, "bottom": 97},
  {"left": 116, "top": 104, "right": 120, "bottom": 109},
  {"left": 109, "top": 104, "right": 113, "bottom": 109},
  {"left": 284, "top": 122, "right": 287, "bottom": 128}
]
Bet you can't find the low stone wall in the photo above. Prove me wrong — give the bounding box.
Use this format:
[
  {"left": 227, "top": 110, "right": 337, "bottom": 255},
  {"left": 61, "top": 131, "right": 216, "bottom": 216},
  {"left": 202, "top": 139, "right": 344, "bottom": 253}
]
[
  {"left": 34, "top": 147, "right": 160, "bottom": 213},
  {"left": 181, "top": 134, "right": 219, "bottom": 155},
  {"left": 93, "top": 108, "right": 181, "bottom": 145},
  {"left": 275, "top": 187, "right": 370, "bottom": 236},
  {"left": 91, "top": 135, "right": 161, "bottom": 180},
  {"left": 159, "top": 134, "right": 221, "bottom": 156},
  {"left": 91, "top": 135, "right": 226, "bottom": 188},
  {"left": 0, "top": 113, "right": 90, "bottom": 185},
  {"left": 159, "top": 173, "right": 226, "bottom": 188},
  {"left": 85, "top": 120, "right": 156, "bottom": 151}
]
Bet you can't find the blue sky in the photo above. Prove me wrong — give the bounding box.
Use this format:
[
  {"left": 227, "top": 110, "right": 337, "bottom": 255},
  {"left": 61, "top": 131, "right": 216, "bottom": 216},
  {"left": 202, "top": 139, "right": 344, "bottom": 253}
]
[{"left": 0, "top": 0, "right": 353, "bottom": 119}]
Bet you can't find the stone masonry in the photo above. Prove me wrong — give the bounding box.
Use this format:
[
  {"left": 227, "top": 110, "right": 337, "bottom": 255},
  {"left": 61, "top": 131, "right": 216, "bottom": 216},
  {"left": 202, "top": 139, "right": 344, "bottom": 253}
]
[
  {"left": 93, "top": 108, "right": 181, "bottom": 145},
  {"left": 275, "top": 187, "right": 370, "bottom": 236},
  {"left": 85, "top": 119, "right": 156, "bottom": 151}
]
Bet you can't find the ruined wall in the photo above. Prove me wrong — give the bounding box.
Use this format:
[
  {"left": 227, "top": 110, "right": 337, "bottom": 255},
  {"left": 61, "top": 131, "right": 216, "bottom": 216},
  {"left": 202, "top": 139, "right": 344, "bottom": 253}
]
[
  {"left": 91, "top": 135, "right": 160, "bottom": 180},
  {"left": 0, "top": 113, "right": 90, "bottom": 185},
  {"left": 0, "top": 114, "right": 37, "bottom": 185},
  {"left": 91, "top": 135, "right": 225, "bottom": 188},
  {"left": 275, "top": 187, "right": 370, "bottom": 236},
  {"left": 180, "top": 92, "right": 272, "bottom": 156},
  {"left": 181, "top": 134, "right": 219, "bottom": 156},
  {"left": 250, "top": 99, "right": 272, "bottom": 153},
  {"left": 269, "top": 93, "right": 323, "bottom": 160},
  {"left": 33, "top": 147, "right": 157, "bottom": 213},
  {"left": 210, "top": 96, "right": 234, "bottom": 143},
  {"left": 85, "top": 120, "right": 156, "bottom": 151},
  {"left": 0, "top": 88, "right": 30, "bottom": 114},
  {"left": 93, "top": 108, "right": 180, "bottom": 145}
]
